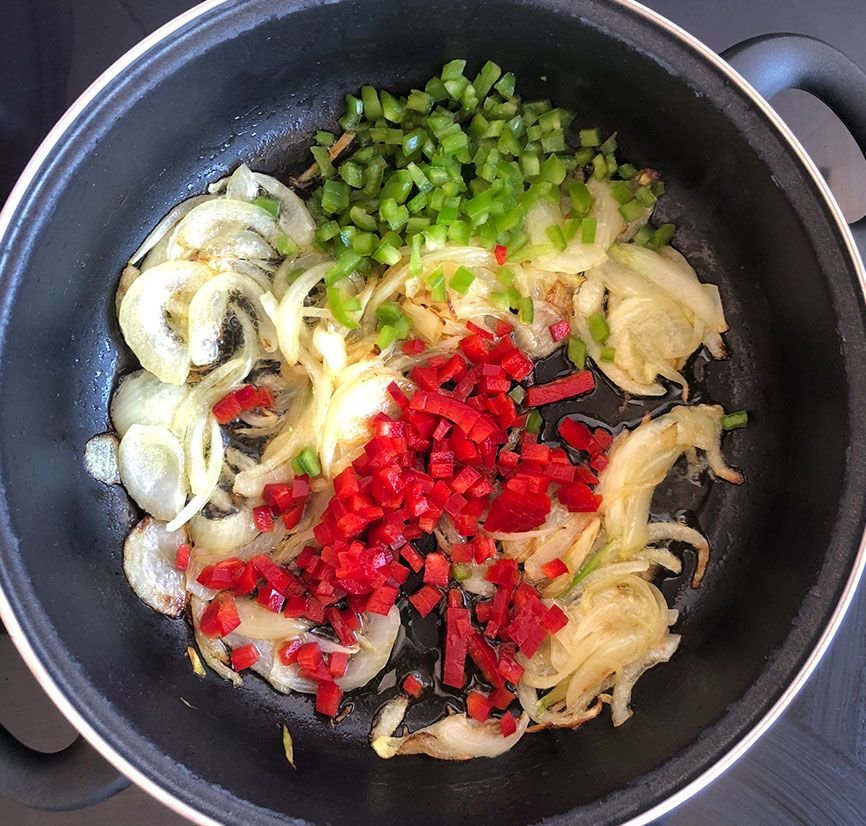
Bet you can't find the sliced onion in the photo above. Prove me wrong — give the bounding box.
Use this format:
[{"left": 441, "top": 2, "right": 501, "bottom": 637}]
[
  {"left": 118, "top": 424, "right": 187, "bottom": 521},
  {"left": 167, "top": 199, "right": 280, "bottom": 259},
  {"left": 253, "top": 172, "right": 316, "bottom": 246},
  {"left": 189, "top": 508, "right": 258, "bottom": 553},
  {"left": 123, "top": 516, "right": 188, "bottom": 617},
  {"left": 372, "top": 712, "right": 529, "bottom": 760},
  {"left": 275, "top": 262, "right": 330, "bottom": 365},
  {"left": 118, "top": 261, "right": 213, "bottom": 385},
  {"left": 187, "top": 272, "right": 277, "bottom": 366},
  {"left": 110, "top": 369, "right": 189, "bottom": 438},
  {"left": 128, "top": 194, "right": 214, "bottom": 265},
  {"left": 370, "top": 696, "right": 410, "bottom": 742},
  {"left": 337, "top": 606, "right": 400, "bottom": 691},
  {"left": 234, "top": 599, "right": 311, "bottom": 640},
  {"left": 609, "top": 634, "right": 680, "bottom": 726},
  {"left": 225, "top": 164, "right": 259, "bottom": 201}
]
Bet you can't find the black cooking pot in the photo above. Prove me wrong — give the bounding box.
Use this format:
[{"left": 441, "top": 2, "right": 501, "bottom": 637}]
[{"left": 2, "top": 1, "right": 866, "bottom": 823}]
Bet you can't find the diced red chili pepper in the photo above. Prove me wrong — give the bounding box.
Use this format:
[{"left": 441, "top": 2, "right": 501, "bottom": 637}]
[
  {"left": 408, "top": 584, "right": 442, "bottom": 617},
  {"left": 497, "top": 650, "right": 525, "bottom": 683},
  {"left": 559, "top": 419, "right": 593, "bottom": 451},
  {"left": 328, "top": 651, "right": 349, "bottom": 678},
  {"left": 493, "top": 319, "right": 513, "bottom": 338},
  {"left": 199, "top": 594, "right": 241, "bottom": 638},
  {"left": 486, "top": 558, "right": 519, "bottom": 587},
  {"left": 278, "top": 639, "right": 302, "bottom": 665},
  {"left": 304, "top": 595, "right": 326, "bottom": 624},
  {"left": 254, "top": 387, "right": 275, "bottom": 409},
  {"left": 212, "top": 392, "right": 244, "bottom": 424},
  {"left": 232, "top": 562, "right": 262, "bottom": 598},
  {"left": 498, "top": 449, "right": 520, "bottom": 471},
  {"left": 590, "top": 453, "right": 609, "bottom": 472},
  {"left": 230, "top": 643, "right": 259, "bottom": 672},
  {"left": 500, "top": 713, "right": 517, "bottom": 737},
  {"left": 525, "top": 371, "right": 596, "bottom": 407},
  {"left": 459, "top": 334, "right": 492, "bottom": 364},
  {"left": 466, "top": 690, "right": 494, "bottom": 722},
  {"left": 283, "top": 595, "right": 307, "bottom": 618},
  {"left": 326, "top": 606, "right": 357, "bottom": 645},
  {"left": 437, "top": 354, "right": 468, "bottom": 384},
  {"left": 253, "top": 505, "right": 275, "bottom": 533},
  {"left": 175, "top": 543, "right": 191, "bottom": 572},
  {"left": 296, "top": 642, "right": 324, "bottom": 672},
  {"left": 443, "top": 591, "right": 472, "bottom": 688},
  {"left": 494, "top": 244, "right": 508, "bottom": 265},
  {"left": 573, "top": 464, "right": 600, "bottom": 485},
  {"left": 540, "top": 558, "right": 569, "bottom": 579},
  {"left": 402, "top": 672, "right": 425, "bottom": 698},
  {"left": 400, "top": 543, "right": 425, "bottom": 572},
  {"left": 262, "top": 483, "right": 293, "bottom": 513},
  {"left": 366, "top": 584, "right": 399, "bottom": 615},
  {"left": 401, "top": 338, "right": 426, "bottom": 355},
  {"left": 316, "top": 681, "right": 343, "bottom": 717},
  {"left": 450, "top": 543, "right": 474, "bottom": 563},
  {"left": 423, "top": 552, "right": 450, "bottom": 587},
  {"left": 475, "top": 600, "right": 492, "bottom": 624},
  {"left": 411, "top": 364, "right": 442, "bottom": 391},
  {"left": 593, "top": 428, "right": 613, "bottom": 451},
  {"left": 548, "top": 320, "right": 571, "bottom": 342},
  {"left": 467, "top": 632, "right": 506, "bottom": 691},
  {"left": 390, "top": 561, "right": 411, "bottom": 585},
  {"left": 543, "top": 603, "right": 569, "bottom": 634},
  {"left": 500, "top": 349, "right": 533, "bottom": 381},
  {"left": 485, "top": 583, "right": 513, "bottom": 640},
  {"left": 472, "top": 535, "right": 497, "bottom": 563},
  {"left": 557, "top": 482, "right": 602, "bottom": 513},
  {"left": 252, "top": 555, "right": 305, "bottom": 596},
  {"left": 197, "top": 560, "right": 241, "bottom": 591},
  {"left": 387, "top": 381, "right": 411, "bottom": 410},
  {"left": 333, "top": 466, "right": 360, "bottom": 499},
  {"left": 484, "top": 489, "right": 551, "bottom": 533},
  {"left": 466, "top": 320, "right": 495, "bottom": 341},
  {"left": 490, "top": 686, "right": 515, "bottom": 711},
  {"left": 521, "top": 441, "right": 550, "bottom": 463}
]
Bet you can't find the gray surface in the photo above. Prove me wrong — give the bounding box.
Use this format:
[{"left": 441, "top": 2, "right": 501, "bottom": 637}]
[{"left": 1, "top": 0, "right": 865, "bottom": 823}]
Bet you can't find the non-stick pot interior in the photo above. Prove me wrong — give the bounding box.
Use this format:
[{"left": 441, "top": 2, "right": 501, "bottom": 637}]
[{"left": 0, "top": 0, "right": 864, "bottom": 824}]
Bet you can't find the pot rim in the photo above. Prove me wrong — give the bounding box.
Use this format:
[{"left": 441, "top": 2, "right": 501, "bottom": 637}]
[{"left": 0, "top": 1, "right": 863, "bottom": 824}]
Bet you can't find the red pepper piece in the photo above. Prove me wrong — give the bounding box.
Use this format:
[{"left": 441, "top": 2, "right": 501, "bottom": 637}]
[
  {"left": 411, "top": 364, "right": 442, "bottom": 391},
  {"left": 557, "top": 482, "right": 602, "bottom": 513},
  {"left": 573, "top": 464, "right": 600, "bottom": 486},
  {"left": 316, "top": 681, "right": 343, "bottom": 717},
  {"left": 366, "top": 584, "right": 399, "bottom": 615},
  {"left": 500, "top": 713, "right": 518, "bottom": 737},
  {"left": 326, "top": 606, "right": 357, "bottom": 645},
  {"left": 401, "top": 338, "right": 426, "bottom": 355},
  {"left": 400, "top": 543, "right": 425, "bottom": 572},
  {"left": 296, "top": 642, "right": 324, "bottom": 673},
  {"left": 493, "top": 244, "right": 508, "bottom": 265},
  {"left": 197, "top": 558, "right": 244, "bottom": 591},
  {"left": 540, "top": 558, "right": 569, "bottom": 579},
  {"left": 593, "top": 427, "right": 613, "bottom": 451},
  {"left": 450, "top": 543, "right": 474, "bottom": 563},
  {"left": 486, "top": 583, "right": 514, "bottom": 640},
  {"left": 175, "top": 543, "right": 191, "bottom": 572},
  {"left": 459, "top": 334, "right": 492, "bottom": 364},
  {"left": 423, "top": 552, "right": 450, "bottom": 587},
  {"left": 199, "top": 594, "right": 241, "bottom": 638},
  {"left": 450, "top": 465, "right": 481, "bottom": 494},
  {"left": 485, "top": 558, "right": 519, "bottom": 587},
  {"left": 443, "top": 590, "right": 472, "bottom": 688},
  {"left": 252, "top": 555, "right": 305, "bottom": 596},
  {"left": 278, "top": 639, "right": 302, "bottom": 665},
  {"left": 466, "top": 320, "right": 495, "bottom": 341},
  {"left": 590, "top": 453, "right": 610, "bottom": 472},
  {"left": 408, "top": 584, "right": 442, "bottom": 617},
  {"left": 230, "top": 643, "right": 259, "bottom": 672},
  {"left": 525, "top": 371, "right": 596, "bottom": 407},
  {"left": 328, "top": 651, "right": 349, "bottom": 678},
  {"left": 252, "top": 505, "right": 275, "bottom": 533},
  {"left": 497, "top": 649, "right": 525, "bottom": 683},
  {"left": 467, "top": 631, "right": 506, "bottom": 691},
  {"left": 262, "top": 483, "right": 294, "bottom": 513},
  {"left": 304, "top": 595, "right": 326, "bottom": 624},
  {"left": 387, "top": 381, "right": 411, "bottom": 410},
  {"left": 521, "top": 441, "right": 550, "bottom": 463},
  {"left": 466, "top": 690, "right": 494, "bottom": 722},
  {"left": 497, "top": 449, "right": 520, "bottom": 471},
  {"left": 483, "top": 489, "right": 551, "bottom": 533},
  {"left": 437, "top": 354, "right": 468, "bottom": 384},
  {"left": 212, "top": 392, "right": 244, "bottom": 424},
  {"left": 253, "top": 387, "right": 275, "bottom": 409},
  {"left": 390, "top": 561, "right": 411, "bottom": 585},
  {"left": 402, "top": 672, "right": 424, "bottom": 698},
  {"left": 499, "top": 349, "right": 533, "bottom": 381},
  {"left": 493, "top": 318, "right": 514, "bottom": 338},
  {"left": 472, "top": 536, "right": 497, "bottom": 563},
  {"left": 475, "top": 600, "right": 492, "bottom": 624},
  {"left": 283, "top": 595, "right": 307, "bottom": 618},
  {"left": 490, "top": 686, "right": 515, "bottom": 711},
  {"left": 333, "top": 466, "right": 361, "bottom": 499},
  {"left": 559, "top": 418, "right": 594, "bottom": 451},
  {"left": 548, "top": 320, "right": 571, "bottom": 342},
  {"left": 232, "top": 384, "right": 258, "bottom": 410},
  {"left": 231, "top": 563, "right": 259, "bottom": 596},
  {"left": 543, "top": 603, "right": 569, "bottom": 634}
]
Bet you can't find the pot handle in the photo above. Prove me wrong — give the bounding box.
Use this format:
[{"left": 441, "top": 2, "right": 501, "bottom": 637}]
[
  {"left": 0, "top": 624, "right": 129, "bottom": 810},
  {"left": 721, "top": 34, "right": 866, "bottom": 249}
]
